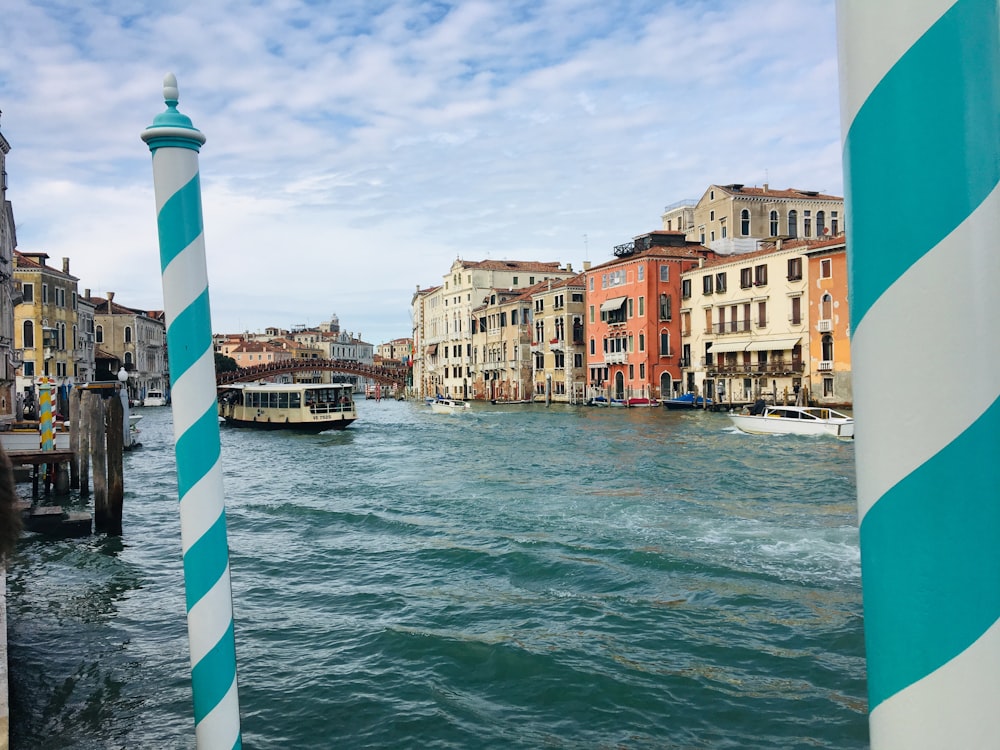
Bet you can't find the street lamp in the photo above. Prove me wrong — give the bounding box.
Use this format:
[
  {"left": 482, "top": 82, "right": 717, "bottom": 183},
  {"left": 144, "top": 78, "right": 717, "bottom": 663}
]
[{"left": 117, "top": 366, "right": 129, "bottom": 384}]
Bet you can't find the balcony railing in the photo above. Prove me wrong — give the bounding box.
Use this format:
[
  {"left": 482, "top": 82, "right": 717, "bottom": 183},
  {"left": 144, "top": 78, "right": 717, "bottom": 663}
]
[
  {"left": 712, "top": 321, "right": 751, "bottom": 335},
  {"left": 705, "top": 361, "right": 805, "bottom": 376},
  {"left": 604, "top": 351, "right": 627, "bottom": 365},
  {"left": 818, "top": 360, "right": 834, "bottom": 371},
  {"left": 818, "top": 320, "right": 833, "bottom": 333}
]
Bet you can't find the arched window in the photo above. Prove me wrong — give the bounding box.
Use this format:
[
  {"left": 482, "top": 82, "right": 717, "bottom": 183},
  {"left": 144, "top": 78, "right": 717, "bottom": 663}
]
[
  {"left": 124, "top": 351, "right": 134, "bottom": 366},
  {"left": 96, "top": 325, "right": 104, "bottom": 344},
  {"left": 23, "top": 320, "right": 34, "bottom": 348},
  {"left": 124, "top": 326, "right": 133, "bottom": 344},
  {"left": 816, "top": 211, "right": 826, "bottom": 236},
  {"left": 740, "top": 209, "right": 750, "bottom": 236},
  {"left": 787, "top": 210, "right": 798, "bottom": 238},
  {"left": 821, "top": 293, "right": 833, "bottom": 320},
  {"left": 660, "top": 330, "right": 670, "bottom": 356},
  {"left": 769, "top": 211, "right": 779, "bottom": 236},
  {"left": 822, "top": 334, "right": 834, "bottom": 361}
]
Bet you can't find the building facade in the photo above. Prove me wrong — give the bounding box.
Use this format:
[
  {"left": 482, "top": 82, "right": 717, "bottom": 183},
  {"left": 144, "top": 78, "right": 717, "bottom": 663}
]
[
  {"left": 805, "top": 239, "right": 851, "bottom": 406},
  {"left": 470, "top": 286, "right": 534, "bottom": 402},
  {"left": 685, "top": 183, "right": 845, "bottom": 255},
  {"left": 0, "top": 121, "right": 18, "bottom": 425},
  {"left": 14, "top": 252, "right": 80, "bottom": 416},
  {"left": 585, "top": 232, "right": 714, "bottom": 402},
  {"left": 529, "top": 275, "right": 587, "bottom": 403},
  {"left": 413, "top": 259, "right": 576, "bottom": 399},
  {"left": 85, "top": 291, "right": 168, "bottom": 402}
]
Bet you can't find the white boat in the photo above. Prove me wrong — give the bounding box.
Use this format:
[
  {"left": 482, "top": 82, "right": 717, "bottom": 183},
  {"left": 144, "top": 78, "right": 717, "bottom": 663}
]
[
  {"left": 142, "top": 389, "right": 167, "bottom": 407},
  {"left": 729, "top": 404, "right": 854, "bottom": 439},
  {"left": 429, "top": 398, "right": 471, "bottom": 414},
  {"left": 0, "top": 422, "right": 71, "bottom": 451},
  {"left": 218, "top": 382, "right": 357, "bottom": 431}
]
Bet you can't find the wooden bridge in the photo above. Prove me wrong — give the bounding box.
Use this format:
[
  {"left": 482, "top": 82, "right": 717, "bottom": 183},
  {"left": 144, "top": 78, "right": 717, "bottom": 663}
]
[{"left": 216, "top": 358, "right": 410, "bottom": 389}]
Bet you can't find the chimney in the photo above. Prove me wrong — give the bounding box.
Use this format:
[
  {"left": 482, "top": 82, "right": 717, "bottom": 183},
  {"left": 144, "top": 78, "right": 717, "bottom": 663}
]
[
  {"left": 763, "top": 183, "right": 769, "bottom": 191},
  {"left": 62, "top": 257, "right": 70, "bottom": 274},
  {"left": 583, "top": 261, "right": 591, "bottom": 271},
  {"left": 565, "top": 263, "right": 572, "bottom": 272},
  {"left": 107, "top": 291, "right": 115, "bottom": 305},
  {"left": 84, "top": 288, "right": 90, "bottom": 299}
]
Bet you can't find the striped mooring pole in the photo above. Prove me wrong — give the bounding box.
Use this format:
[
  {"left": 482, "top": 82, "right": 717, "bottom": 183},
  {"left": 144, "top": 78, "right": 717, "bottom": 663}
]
[
  {"left": 141, "top": 74, "right": 242, "bottom": 749},
  {"left": 38, "top": 377, "right": 53, "bottom": 451},
  {"left": 837, "top": 1, "right": 1000, "bottom": 747}
]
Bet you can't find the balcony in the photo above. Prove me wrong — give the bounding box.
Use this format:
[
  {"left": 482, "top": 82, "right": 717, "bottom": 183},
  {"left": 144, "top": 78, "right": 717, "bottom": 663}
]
[
  {"left": 605, "top": 351, "right": 627, "bottom": 365},
  {"left": 706, "top": 361, "right": 805, "bottom": 376},
  {"left": 549, "top": 338, "right": 563, "bottom": 351},
  {"left": 818, "top": 360, "right": 833, "bottom": 371},
  {"left": 818, "top": 320, "right": 833, "bottom": 333}
]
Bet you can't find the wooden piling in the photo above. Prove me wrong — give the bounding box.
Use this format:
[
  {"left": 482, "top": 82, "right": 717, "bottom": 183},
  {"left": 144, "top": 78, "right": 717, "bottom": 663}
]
[
  {"left": 78, "top": 391, "right": 92, "bottom": 498},
  {"left": 105, "top": 395, "right": 124, "bottom": 536},
  {"left": 69, "top": 387, "right": 80, "bottom": 490},
  {"left": 91, "top": 394, "right": 108, "bottom": 531}
]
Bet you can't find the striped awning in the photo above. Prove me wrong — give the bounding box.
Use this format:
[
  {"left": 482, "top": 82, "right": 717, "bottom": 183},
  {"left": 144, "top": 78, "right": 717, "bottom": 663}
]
[
  {"left": 599, "top": 296, "right": 628, "bottom": 312},
  {"left": 745, "top": 337, "right": 801, "bottom": 352}
]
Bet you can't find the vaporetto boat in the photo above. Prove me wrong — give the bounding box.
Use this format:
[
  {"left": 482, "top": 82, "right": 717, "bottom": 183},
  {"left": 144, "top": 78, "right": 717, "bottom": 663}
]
[
  {"left": 728, "top": 404, "right": 854, "bottom": 439},
  {"left": 218, "top": 382, "right": 357, "bottom": 431}
]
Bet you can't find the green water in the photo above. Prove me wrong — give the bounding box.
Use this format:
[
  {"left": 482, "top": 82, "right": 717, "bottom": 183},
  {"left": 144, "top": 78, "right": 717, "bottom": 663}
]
[{"left": 7, "top": 400, "right": 867, "bottom": 748}]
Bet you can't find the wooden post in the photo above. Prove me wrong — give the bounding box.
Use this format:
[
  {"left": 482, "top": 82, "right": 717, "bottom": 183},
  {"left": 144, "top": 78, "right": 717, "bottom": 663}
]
[
  {"left": 69, "top": 387, "right": 80, "bottom": 489},
  {"left": 105, "top": 394, "right": 124, "bottom": 536},
  {"left": 91, "top": 394, "right": 108, "bottom": 531},
  {"left": 78, "top": 391, "right": 92, "bottom": 498}
]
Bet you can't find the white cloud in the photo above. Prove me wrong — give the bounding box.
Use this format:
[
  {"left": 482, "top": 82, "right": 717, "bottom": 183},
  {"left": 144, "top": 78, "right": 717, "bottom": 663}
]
[{"left": 0, "top": 0, "right": 841, "bottom": 344}]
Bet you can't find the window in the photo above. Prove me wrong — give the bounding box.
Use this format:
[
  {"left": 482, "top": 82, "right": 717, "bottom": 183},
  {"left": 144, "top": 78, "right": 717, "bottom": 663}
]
[
  {"left": 787, "top": 210, "right": 798, "bottom": 238},
  {"left": 831, "top": 211, "right": 839, "bottom": 235},
  {"left": 124, "top": 352, "right": 134, "bottom": 365},
  {"left": 769, "top": 211, "right": 779, "bottom": 236},
  {"left": 702, "top": 275, "right": 714, "bottom": 294},
  {"left": 590, "top": 339, "right": 596, "bottom": 355},
  {"left": 574, "top": 353, "right": 583, "bottom": 368},
  {"left": 639, "top": 363, "right": 645, "bottom": 379},
  {"left": 638, "top": 333, "right": 645, "bottom": 352},
  {"left": 740, "top": 209, "right": 750, "bottom": 236},
  {"left": 627, "top": 298, "right": 634, "bottom": 318},
  {"left": 23, "top": 361, "right": 35, "bottom": 377},
  {"left": 659, "top": 294, "right": 672, "bottom": 321},
  {"left": 740, "top": 267, "right": 752, "bottom": 288},
  {"left": 93, "top": 324, "right": 101, "bottom": 343},
  {"left": 824, "top": 377, "right": 834, "bottom": 397},
  {"left": 804, "top": 210, "right": 812, "bottom": 237},
  {"left": 754, "top": 265, "right": 768, "bottom": 286},
  {"left": 22, "top": 283, "right": 34, "bottom": 302},
  {"left": 660, "top": 331, "right": 670, "bottom": 355},
  {"left": 821, "top": 293, "right": 833, "bottom": 320},
  {"left": 660, "top": 265, "right": 669, "bottom": 282},
  {"left": 822, "top": 334, "right": 834, "bottom": 361},
  {"left": 23, "top": 320, "right": 34, "bottom": 348},
  {"left": 42, "top": 284, "right": 49, "bottom": 303},
  {"left": 791, "top": 296, "right": 801, "bottom": 325},
  {"left": 787, "top": 257, "right": 802, "bottom": 280},
  {"left": 820, "top": 258, "right": 833, "bottom": 278},
  {"left": 124, "top": 326, "right": 133, "bottom": 344},
  {"left": 637, "top": 266, "right": 644, "bottom": 281},
  {"left": 720, "top": 218, "right": 727, "bottom": 239},
  {"left": 513, "top": 277, "right": 518, "bottom": 285},
  {"left": 757, "top": 301, "right": 767, "bottom": 328},
  {"left": 715, "top": 272, "right": 727, "bottom": 293},
  {"left": 638, "top": 296, "right": 644, "bottom": 316},
  {"left": 589, "top": 277, "right": 594, "bottom": 291},
  {"left": 816, "top": 211, "right": 826, "bottom": 236},
  {"left": 571, "top": 292, "right": 583, "bottom": 303},
  {"left": 710, "top": 210, "right": 715, "bottom": 221},
  {"left": 681, "top": 279, "right": 691, "bottom": 299},
  {"left": 589, "top": 305, "right": 595, "bottom": 323}
]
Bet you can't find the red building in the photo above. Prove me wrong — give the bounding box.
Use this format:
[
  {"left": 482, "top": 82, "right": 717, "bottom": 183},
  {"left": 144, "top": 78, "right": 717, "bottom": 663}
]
[{"left": 584, "top": 231, "right": 714, "bottom": 402}]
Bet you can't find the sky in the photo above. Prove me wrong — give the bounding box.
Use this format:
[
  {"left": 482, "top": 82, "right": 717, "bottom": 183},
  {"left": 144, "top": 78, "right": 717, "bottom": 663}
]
[{"left": 0, "top": 0, "right": 842, "bottom": 346}]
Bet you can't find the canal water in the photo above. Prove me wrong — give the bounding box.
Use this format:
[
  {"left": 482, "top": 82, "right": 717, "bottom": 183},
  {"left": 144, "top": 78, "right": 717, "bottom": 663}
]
[{"left": 6, "top": 400, "right": 867, "bottom": 749}]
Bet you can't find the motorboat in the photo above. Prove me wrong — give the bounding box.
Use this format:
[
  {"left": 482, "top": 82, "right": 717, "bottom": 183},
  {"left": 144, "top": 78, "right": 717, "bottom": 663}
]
[
  {"left": 429, "top": 398, "right": 471, "bottom": 414},
  {"left": 728, "top": 404, "right": 854, "bottom": 439},
  {"left": 142, "top": 389, "right": 167, "bottom": 407},
  {"left": 662, "top": 393, "right": 712, "bottom": 410}
]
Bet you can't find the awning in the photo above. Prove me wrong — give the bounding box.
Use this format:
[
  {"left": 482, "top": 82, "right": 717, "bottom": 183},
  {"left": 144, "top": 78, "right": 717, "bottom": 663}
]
[
  {"left": 599, "top": 296, "right": 628, "bottom": 312},
  {"left": 427, "top": 344, "right": 438, "bottom": 355},
  {"left": 746, "top": 337, "right": 800, "bottom": 352},
  {"left": 709, "top": 341, "right": 748, "bottom": 353}
]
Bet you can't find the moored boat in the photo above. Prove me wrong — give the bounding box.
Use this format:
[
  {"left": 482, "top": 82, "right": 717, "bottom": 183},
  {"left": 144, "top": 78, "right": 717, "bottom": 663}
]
[
  {"left": 662, "top": 392, "right": 712, "bottom": 409},
  {"left": 218, "top": 382, "right": 357, "bottom": 431},
  {"left": 728, "top": 404, "right": 854, "bottom": 439}
]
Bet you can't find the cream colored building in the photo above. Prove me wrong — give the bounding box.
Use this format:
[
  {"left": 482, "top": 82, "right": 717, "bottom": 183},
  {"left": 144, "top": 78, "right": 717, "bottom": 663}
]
[
  {"left": 470, "top": 287, "right": 534, "bottom": 401},
  {"left": 529, "top": 274, "right": 587, "bottom": 403},
  {"left": 680, "top": 183, "right": 845, "bottom": 255},
  {"left": 14, "top": 252, "right": 81, "bottom": 415},
  {"left": 680, "top": 241, "right": 811, "bottom": 405},
  {"left": 413, "top": 259, "right": 576, "bottom": 399}
]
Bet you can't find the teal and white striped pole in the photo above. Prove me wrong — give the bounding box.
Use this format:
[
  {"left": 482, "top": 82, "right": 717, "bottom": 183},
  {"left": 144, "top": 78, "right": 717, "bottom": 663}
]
[
  {"left": 837, "top": 1, "right": 1000, "bottom": 746},
  {"left": 141, "top": 74, "right": 242, "bottom": 749}
]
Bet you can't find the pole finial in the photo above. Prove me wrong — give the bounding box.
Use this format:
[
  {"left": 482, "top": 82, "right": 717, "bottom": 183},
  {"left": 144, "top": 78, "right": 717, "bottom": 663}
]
[{"left": 163, "top": 73, "right": 179, "bottom": 106}]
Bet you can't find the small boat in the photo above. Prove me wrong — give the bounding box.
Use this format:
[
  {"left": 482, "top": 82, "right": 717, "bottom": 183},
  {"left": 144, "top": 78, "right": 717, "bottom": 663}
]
[
  {"left": 626, "top": 397, "right": 659, "bottom": 407},
  {"left": 490, "top": 398, "right": 532, "bottom": 405},
  {"left": 662, "top": 393, "right": 712, "bottom": 410},
  {"left": 589, "top": 396, "right": 626, "bottom": 407},
  {"left": 142, "top": 389, "right": 167, "bottom": 407},
  {"left": 217, "top": 382, "right": 357, "bottom": 431},
  {"left": 0, "top": 421, "right": 71, "bottom": 451},
  {"left": 429, "top": 398, "right": 471, "bottom": 414},
  {"left": 728, "top": 404, "right": 854, "bottom": 439}
]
